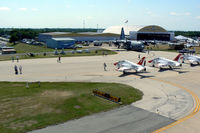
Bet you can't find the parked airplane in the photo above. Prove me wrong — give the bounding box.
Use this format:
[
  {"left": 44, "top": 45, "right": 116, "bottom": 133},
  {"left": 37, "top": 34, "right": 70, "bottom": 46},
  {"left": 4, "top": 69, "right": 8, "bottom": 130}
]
[
  {"left": 114, "top": 57, "right": 146, "bottom": 74},
  {"left": 182, "top": 55, "right": 200, "bottom": 66},
  {"left": 148, "top": 54, "right": 182, "bottom": 70},
  {"left": 113, "top": 27, "right": 145, "bottom": 52}
]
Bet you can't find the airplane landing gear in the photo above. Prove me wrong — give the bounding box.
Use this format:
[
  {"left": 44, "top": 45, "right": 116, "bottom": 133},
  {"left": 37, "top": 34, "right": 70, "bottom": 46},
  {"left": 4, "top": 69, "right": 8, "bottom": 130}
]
[{"left": 123, "top": 71, "right": 126, "bottom": 75}]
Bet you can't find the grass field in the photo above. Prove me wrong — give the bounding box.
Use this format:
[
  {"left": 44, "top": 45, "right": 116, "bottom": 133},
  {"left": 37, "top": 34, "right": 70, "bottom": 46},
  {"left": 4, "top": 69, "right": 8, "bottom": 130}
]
[
  {"left": 146, "top": 44, "right": 200, "bottom": 54},
  {"left": 7, "top": 43, "right": 54, "bottom": 53},
  {"left": 0, "top": 48, "right": 117, "bottom": 61},
  {"left": 145, "top": 44, "right": 177, "bottom": 52},
  {"left": 0, "top": 82, "right": 143, "bottom": 133}
]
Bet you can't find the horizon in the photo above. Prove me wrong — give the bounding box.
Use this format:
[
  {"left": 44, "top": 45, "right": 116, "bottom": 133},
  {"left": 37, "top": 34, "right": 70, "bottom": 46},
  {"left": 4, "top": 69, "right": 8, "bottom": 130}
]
[
  {"left": 1, "top": 27, "right": 200, "bottom": 32},
  {"left": 0, "top": 0, "right": 200, "bottom": 31}
]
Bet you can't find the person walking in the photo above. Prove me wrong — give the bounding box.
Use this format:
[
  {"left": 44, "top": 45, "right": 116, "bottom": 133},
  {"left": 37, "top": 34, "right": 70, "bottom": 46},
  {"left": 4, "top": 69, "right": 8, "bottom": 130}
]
[
  {"left": 19, "top": 65, "right": 22, "bottom": 74},
  {"left": 14, "top": 65, "right": 18, "bottom": 75},
  {"left": 11, "top": 56, "right": 14, "bottom": 62},
  {"left": 104, "top": 63, "right": 107, "bottom": 71},
  {"left": 16, "top": 56, "right": 19, "bottom": 62},
  {"left": 138, "top": 54, "right": 140, "bottom": 59},
  {"left": 57, "top": 56, "right": 61, "bottom": 63},
  {"left": 102, "top": 51, "right": 105, "bottom": 56},
  {"left": 105, "top": 51, "right": 108, "bottom": 56},
  {"left": 58, "top": 56, "right": 61, "bottom": 63}
]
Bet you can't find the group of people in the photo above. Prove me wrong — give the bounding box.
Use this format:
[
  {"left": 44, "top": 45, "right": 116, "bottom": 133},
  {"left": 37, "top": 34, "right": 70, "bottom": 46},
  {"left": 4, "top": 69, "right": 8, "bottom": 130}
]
[
  {"left": 12, "top": 56, "right": 22, "bottom": 75},
  {"left": 14, "top": 65, "right": 22, "bottom": 75},
  {"left": 12, "top": 56, "right": 19, "bottom": 62}
]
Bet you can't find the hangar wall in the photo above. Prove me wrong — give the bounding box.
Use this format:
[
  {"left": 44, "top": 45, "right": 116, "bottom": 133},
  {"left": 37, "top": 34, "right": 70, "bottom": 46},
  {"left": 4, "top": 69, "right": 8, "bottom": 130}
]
[{"left": 104, "top": 25, "right": 174, "bottom": 41}]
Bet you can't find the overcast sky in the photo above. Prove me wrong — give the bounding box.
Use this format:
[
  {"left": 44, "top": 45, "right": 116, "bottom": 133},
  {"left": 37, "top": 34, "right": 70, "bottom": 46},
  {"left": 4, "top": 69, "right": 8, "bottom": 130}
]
[{"left": 0, "top": 0, "right": 200, "bottom": 31}]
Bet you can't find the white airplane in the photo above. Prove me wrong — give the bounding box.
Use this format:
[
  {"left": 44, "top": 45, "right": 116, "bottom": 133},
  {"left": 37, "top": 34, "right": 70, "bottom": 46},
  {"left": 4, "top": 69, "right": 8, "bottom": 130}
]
[
  {"left": 114, "top": 57, "right": 146, "bottom": 74},
  {"left": 182, "top": 55, "right": 200, "bottom": 66},
  {"left": 148, "top": 54, "right": 182, "bottom": 70}
]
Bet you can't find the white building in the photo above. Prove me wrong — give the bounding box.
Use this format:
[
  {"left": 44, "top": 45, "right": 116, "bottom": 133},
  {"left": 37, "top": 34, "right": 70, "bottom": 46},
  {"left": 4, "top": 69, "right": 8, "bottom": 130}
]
[{"left": 103, "top": 25, "right": 174, "bottom": 41}]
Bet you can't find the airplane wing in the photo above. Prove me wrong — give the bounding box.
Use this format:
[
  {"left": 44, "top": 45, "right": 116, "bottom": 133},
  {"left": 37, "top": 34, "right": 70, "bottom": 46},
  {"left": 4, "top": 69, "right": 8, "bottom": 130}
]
[
  {"left": 117, "top": 67, "right": 132, "bottom": 72},
  {"left": 188, "top": 59, "right": 196, "bottom": 64},
  {"left": 137, "top": 66, "right": 145, "bottom": 72},
  {"left": 156, "top": 62, "right": 169, "bottom": 68}
]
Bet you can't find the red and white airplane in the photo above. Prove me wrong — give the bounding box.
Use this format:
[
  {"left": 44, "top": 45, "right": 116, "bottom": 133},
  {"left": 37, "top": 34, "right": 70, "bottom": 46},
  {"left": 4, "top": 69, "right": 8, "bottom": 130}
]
[
  {"left": 182, "top": 54, "right": 200, "bottom": 66},
  {"left": 148, "top": 54, "right": 182, "bottom": 70},
  {"left": 114, "top": 57, "right": 146, "bottom": 74}
]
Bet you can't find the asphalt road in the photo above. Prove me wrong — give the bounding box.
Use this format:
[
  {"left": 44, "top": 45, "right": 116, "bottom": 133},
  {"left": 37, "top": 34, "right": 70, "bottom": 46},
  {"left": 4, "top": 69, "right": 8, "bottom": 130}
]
[
  {"left": 30, "top": 106, "right": 174, "bottom": 133},
  {"left": 0, "top": 46, "right": 199, "bottom": 133}
]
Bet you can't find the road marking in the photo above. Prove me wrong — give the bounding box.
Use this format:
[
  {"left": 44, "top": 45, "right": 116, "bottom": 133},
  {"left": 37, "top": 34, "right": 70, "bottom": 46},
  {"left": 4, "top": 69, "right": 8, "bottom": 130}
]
[{"left": 151, "top": 78, "right": 200, "bottom": 133}]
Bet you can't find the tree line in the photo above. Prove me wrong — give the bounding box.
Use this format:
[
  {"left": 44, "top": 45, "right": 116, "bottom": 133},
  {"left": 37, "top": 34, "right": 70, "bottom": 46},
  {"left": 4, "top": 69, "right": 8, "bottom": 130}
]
[
  {"left": 174, "top": 31, "right": 200, "bottom": 38},
  {"left": 0, "top": 28, "right": 199, "bottom": 44},
  {"left": 0, "top": 28, "right": 98, "bottom": 44}
]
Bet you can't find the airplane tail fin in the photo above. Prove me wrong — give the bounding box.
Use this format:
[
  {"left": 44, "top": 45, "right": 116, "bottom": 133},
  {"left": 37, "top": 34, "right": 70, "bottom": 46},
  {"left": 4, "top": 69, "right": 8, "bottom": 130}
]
[
  {"left": 114, "top": 62, "right": 118, "bottom": 66},
  {"left": 148, "top": 60, "right": 153, "bottom": 63},
  {"left": 173, "top": 54, "right": 182, "bottom": 62},
  {"left": 120, "top": 27, "right": 125, "bottom": 40},
  {"left": 138, "top": 57, "right": 146, "bottom": 66}
]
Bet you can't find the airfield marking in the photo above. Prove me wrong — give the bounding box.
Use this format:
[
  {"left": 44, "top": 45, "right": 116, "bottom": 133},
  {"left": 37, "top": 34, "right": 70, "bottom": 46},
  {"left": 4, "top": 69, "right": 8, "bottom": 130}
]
[
  {"left": 6, "top": 62, "right": 200, "bottom": 133},
  {"left": 151, "top": 78, "right": 200, "bottom": 133}
]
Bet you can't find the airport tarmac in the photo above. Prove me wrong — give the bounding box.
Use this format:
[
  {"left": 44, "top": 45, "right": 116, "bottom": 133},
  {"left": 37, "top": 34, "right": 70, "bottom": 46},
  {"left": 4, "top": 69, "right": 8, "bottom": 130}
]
[{"left": 0, "top": 48, "right": 200, "bottom": 133}]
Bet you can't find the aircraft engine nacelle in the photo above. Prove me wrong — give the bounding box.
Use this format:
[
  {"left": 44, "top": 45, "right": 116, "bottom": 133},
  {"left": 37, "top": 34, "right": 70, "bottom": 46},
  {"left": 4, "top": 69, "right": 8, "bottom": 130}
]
[{"left": 125, "top": 41, "right": 144, "bottom": 52}]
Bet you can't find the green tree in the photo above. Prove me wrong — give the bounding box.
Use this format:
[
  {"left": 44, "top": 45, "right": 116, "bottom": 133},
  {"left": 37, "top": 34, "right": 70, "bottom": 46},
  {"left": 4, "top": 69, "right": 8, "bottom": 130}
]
[{"left": 9, "top": 33, "right": 19, "bottom": 45}]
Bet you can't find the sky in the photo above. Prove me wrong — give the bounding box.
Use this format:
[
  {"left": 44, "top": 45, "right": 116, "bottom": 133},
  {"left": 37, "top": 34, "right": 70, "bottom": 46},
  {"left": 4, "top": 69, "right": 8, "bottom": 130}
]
[{"left": 0, "top": 0, "right": 200, "bottom": 31}]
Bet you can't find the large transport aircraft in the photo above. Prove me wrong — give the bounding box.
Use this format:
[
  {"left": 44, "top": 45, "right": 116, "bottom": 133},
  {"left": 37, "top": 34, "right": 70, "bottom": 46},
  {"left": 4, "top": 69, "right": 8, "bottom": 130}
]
[
  {"left": 182, "top": 55, "right": 200, "bottom": 66},
  {"left": 113, "top": 27, "right": 145, "bottom": 52},
  {"left": 114, "top": 57, "right": 146, "bottom": 74},
  {"left": 148, "top": 54, "right": 182, "bottom": 70}
]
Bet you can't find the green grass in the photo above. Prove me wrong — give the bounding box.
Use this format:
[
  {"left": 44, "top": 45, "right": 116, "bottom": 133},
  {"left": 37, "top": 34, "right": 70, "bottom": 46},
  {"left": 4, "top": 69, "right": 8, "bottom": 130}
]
[
  {"left": 145, "top": 44, "right": 177, "bottom": 52},
  {"left": 7, "top": 43, "right": 54, "bottom": 53},
  {"left": 146, "top": 44, "right": 200, "bottom": 53},
  {"left": 0, "top": 82, "right": 143, "bottom": 133},
  {"left": 0, "top": 48, "right": 117, "bottom": 61}
]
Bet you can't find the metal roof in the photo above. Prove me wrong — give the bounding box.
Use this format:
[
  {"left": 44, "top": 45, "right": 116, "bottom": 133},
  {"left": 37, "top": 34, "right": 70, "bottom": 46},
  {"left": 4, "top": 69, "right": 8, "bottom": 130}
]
[
  {"left": 40, "top": 32, "right": 71, "bottom": 35},
  {"left": 103, "top": 25, "right": 167, "bottom": 35},
  {"left": 52, "top": 38, "right": 75, "bottom": 41}
]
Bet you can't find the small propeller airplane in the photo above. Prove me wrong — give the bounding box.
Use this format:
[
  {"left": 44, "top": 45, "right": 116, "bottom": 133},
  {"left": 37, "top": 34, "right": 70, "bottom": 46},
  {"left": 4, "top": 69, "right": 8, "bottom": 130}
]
[
  {"left": 114, "top": 57, "right": 146, "bottom": 74},
  {"left": 182, "top": 54, "right": 200, "bottom": 66},
  {"left": 148, "top": 54, "right": 182, "bottom": 70}
]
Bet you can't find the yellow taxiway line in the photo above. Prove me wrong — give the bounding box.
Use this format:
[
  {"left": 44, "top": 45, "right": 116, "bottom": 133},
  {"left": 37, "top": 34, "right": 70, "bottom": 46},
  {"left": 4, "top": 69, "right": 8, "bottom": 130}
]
[{"left": 151, "top": 78, "right": 200, "bottom": 133}]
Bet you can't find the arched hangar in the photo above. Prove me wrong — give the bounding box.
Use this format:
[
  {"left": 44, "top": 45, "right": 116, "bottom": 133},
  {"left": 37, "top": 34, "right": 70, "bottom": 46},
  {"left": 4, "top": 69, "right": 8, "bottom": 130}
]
[{"left": 103, "top": 25, "right": 174, "bottom": 41}]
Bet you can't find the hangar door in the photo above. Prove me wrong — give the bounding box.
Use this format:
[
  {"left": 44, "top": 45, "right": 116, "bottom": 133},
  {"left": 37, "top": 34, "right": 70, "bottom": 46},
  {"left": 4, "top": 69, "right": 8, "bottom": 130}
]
[{"left": 137, "top": 33, "right": 170, "bottom": 41}]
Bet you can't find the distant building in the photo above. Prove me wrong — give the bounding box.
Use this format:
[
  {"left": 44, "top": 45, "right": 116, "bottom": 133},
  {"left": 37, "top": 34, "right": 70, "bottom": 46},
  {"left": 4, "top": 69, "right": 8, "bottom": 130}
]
[
  {"left": 103, "top": 25, "right": 174, "bottom": 41},
  {"left": 0, "top": 46, "right": 16, "bottom": 54},
  {"left": 46, "top": 38, "right": 75, "bottom": 49},
  {"left": 39, "top": 32, "right": 120, "bottom": 44}
]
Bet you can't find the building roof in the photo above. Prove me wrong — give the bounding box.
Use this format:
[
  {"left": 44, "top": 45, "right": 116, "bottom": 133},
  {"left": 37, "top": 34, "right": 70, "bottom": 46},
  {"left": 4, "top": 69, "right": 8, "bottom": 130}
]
[
  {"left": 52, "top": 38, "right": 75, "bottom": 41},
  {"left": 0, "top": 46, "right": 14, "bottom": 49},
  {"left": 175, "top": 35, "right": 188, "bottom": 40},
  {"left": 103, "top": 25, "right": 167, "bottom": 35},
  {"left": 40, "top": 32, "right": 119, "bottom": 37},
  {"left": 40, "top": 32, "right": 71, "bottom": 36}
]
